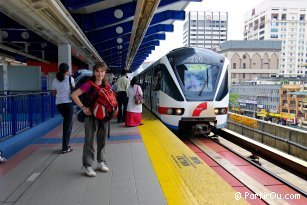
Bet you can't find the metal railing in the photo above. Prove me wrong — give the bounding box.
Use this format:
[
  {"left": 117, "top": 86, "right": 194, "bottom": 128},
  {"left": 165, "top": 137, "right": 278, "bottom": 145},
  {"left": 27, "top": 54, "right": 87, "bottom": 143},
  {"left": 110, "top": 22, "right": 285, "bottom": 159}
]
[{"left": 0, "top": 91, "right": 57, "bottom": 140}]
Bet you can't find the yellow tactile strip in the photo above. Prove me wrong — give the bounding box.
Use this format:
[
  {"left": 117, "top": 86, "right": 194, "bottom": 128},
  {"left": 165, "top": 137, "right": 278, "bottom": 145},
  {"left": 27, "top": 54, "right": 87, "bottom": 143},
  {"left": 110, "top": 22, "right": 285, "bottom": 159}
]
[{"left": 138, "top": 109, "right": 247, "bottom": 205}]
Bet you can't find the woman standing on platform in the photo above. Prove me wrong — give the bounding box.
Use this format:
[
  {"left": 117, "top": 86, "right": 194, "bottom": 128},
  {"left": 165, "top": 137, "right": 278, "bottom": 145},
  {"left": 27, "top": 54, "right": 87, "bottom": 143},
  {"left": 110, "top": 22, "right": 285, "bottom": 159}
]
[
  {"left": 125, "top": 77, "right": 143, "bottom": 127},
  {"left": 71, "top": 62, "right": 111, "bottom": 177},
  {"left": 52, "top": 63, "right": 75, "bottom": 154}
]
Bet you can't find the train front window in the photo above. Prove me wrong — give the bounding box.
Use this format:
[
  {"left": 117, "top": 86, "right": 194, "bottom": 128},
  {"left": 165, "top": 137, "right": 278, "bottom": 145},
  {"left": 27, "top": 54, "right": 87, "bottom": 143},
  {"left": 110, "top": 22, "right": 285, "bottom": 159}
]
[{"left": 175, "top": 63, "right": 220, "bottom": 101}]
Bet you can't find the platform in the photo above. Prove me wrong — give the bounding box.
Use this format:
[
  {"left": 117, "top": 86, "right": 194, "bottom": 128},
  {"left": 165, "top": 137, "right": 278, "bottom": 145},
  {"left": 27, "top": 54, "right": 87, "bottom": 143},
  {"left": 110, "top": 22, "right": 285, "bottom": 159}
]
[{"left": 0, "top": 109, "right": 247, "bottom": 205}]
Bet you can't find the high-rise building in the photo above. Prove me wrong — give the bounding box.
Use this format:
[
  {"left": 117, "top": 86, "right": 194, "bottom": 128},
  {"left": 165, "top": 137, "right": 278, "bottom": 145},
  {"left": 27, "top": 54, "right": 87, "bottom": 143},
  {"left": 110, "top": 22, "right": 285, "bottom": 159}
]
[
  {"left": 183, "top": 11, "right": 228, "bottom": 49},
  {"left": 244, "top": 0, "right": 307, "bottom": 77}
]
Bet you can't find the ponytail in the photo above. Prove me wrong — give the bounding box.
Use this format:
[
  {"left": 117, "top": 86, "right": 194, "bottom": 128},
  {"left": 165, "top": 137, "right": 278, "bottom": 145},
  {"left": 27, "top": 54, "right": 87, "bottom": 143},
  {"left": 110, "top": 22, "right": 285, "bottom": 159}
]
[{"left": 56, "top": 63, "right": 69, "bottom": 82}]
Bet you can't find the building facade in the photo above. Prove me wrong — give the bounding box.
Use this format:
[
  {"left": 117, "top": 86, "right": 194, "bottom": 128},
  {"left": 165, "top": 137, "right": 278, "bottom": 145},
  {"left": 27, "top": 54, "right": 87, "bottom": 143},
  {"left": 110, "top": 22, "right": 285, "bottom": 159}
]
[
  {"left": 298, "top": 83, "right": 307, "bottom": 128},
  {"left": 244, "top": 0, "right": 307, "bottom": 77},
  {"left": 279, "top": 84, "right": 304, "bottom": 123},
  {"left": 183, "top": 11, "right": 228, "bottom": 49},
  {"left": 231, "top": 83, "right": 281, "bottom": 117},
  {"left": 217, "top": 40, "right": 281, "bottom": 85},
  {"left": 230, "top": 78, "right": 307, "bottom": 125}
]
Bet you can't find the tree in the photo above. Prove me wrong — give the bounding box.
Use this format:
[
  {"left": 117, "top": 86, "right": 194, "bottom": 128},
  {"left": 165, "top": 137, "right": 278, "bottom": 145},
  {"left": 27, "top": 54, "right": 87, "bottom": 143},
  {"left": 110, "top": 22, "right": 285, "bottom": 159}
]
[{"left": 229, "top": 92, "right": 239, "bottom": 107}]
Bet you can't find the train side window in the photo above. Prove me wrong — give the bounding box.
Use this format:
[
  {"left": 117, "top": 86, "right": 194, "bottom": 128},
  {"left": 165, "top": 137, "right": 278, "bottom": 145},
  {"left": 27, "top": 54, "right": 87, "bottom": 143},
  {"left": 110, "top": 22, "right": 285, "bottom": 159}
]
[
  {"left": 160, "top": 65, "right": 184, "bottom": 101},
  {"left": 139, "top": 74, "right": 145, "bottom": 89},
  {"left": 144, "top": 70, "right": 151, "bottom": 89},
  {"left": 153, "top": 66, "right": 162, "bottom": 91},
  {"left": 215, "top": 69, "right": 229, "bottom": 101}
]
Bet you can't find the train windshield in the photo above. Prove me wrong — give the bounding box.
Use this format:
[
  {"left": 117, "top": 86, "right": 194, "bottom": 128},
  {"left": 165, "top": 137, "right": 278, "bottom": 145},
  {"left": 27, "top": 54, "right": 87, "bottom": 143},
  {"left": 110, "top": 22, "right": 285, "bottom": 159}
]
[{"left": 175, "top": 63, "right": 220, "bottom": 101}]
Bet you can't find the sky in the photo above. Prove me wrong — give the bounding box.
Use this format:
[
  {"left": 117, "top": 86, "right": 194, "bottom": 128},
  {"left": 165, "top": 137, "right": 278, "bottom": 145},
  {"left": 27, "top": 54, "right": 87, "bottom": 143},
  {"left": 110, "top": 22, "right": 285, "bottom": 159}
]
[{"left": 145, "top": 0, "right": 264, "bottom": 62}]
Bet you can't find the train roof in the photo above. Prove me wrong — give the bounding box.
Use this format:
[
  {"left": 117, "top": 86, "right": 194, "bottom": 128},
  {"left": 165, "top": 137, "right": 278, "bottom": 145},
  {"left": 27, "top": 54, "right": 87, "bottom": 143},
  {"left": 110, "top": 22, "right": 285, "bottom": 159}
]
[
  {"left": 137, "top": 47, "right": 226, "bottom": 76},
  {"left": 167, "top": 46, "right": 224, "bottom": 59}
]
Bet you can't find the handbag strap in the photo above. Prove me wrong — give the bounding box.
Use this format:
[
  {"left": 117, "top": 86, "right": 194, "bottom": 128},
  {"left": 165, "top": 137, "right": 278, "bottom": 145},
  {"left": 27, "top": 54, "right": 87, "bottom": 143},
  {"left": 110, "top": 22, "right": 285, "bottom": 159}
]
[
  {"left": 89, "top": 80, "right": 101, "bottom": 89},
  {"left": 135, "top": 85, "right": 139, "bottom": 96},
  {"left": 69, "top": 76, "right": 73, "bottom": 93}
]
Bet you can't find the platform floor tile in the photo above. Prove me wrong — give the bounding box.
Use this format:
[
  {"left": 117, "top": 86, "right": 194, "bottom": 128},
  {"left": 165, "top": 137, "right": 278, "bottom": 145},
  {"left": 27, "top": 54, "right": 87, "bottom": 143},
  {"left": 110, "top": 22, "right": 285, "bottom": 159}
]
[{"left": 0, "top": 119, "right": 166, "bottom": 205}]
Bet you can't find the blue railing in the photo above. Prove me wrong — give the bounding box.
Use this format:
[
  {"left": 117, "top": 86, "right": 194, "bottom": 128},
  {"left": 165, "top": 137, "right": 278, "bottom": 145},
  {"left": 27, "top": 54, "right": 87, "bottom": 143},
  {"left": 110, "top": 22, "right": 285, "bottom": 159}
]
[{"left": 0, "top": 91, "right": 57, "bottom": 140}]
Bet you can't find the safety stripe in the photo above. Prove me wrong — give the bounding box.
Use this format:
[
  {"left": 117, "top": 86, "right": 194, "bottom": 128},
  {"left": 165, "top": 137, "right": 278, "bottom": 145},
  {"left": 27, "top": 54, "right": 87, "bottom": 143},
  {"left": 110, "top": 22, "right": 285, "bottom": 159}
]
[{"left": 138, "top": 109, "right": 247, "bottom": 205}]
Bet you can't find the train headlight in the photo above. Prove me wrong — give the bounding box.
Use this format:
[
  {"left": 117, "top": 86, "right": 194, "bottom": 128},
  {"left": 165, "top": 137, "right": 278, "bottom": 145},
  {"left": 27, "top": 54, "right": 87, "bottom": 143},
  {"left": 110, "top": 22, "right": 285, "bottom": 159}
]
[
  {"left": 167, "top": 108, "right": 173, "bottom": 115},
  {"left": 214, "top": 107, "right": 228, "bottom": 115},
  {"left": 220, "top": 108, "right": 227, "bottom": 114},
  {"left": 175, "top": 108, "right": 183, "bottom": 115},
  {"left": 158, "top": 107, "right": 184, "bottom": 115},
  {"left": 214, "top": 108, "right": 220, "bottom": 115}
]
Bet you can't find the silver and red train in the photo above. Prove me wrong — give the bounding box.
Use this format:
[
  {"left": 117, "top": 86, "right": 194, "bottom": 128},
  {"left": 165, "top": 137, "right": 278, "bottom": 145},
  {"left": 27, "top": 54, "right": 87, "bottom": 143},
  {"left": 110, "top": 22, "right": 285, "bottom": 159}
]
[{"left": 135, "top": 47, "right": 229, "bottom": 135}]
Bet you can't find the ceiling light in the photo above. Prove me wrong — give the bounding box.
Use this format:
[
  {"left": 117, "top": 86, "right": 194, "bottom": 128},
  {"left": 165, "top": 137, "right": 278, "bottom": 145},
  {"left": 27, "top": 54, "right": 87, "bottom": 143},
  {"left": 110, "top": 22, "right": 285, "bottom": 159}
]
[{"left": 114, "top": 9, "right": 123, "bottom": 19}]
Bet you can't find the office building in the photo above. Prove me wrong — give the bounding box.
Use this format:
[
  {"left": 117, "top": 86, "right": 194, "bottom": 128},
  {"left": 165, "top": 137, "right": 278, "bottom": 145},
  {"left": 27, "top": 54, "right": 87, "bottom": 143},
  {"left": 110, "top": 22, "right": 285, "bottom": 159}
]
[
  {"left": 244, "top": 0, "right": 307, "bottom": 77},
  {"left": 183, "top": 11, "right": 228, "bottom": 49}
]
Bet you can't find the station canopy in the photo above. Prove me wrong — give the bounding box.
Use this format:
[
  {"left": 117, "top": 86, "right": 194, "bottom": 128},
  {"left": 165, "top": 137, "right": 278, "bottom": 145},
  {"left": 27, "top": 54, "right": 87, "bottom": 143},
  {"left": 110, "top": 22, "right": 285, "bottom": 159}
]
[{"left": 0, "top": 0, "right": 201, "bottom": 73}]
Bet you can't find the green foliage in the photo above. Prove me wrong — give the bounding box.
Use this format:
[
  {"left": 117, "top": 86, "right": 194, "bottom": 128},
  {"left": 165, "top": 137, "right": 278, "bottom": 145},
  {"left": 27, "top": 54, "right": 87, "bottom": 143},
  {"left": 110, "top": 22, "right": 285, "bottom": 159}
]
[
  {"left": 281, "top": 79, "right": 289, "bottom": 84},
  {"left": 229, "top": 93, "right": 239, "bottom": 106}
]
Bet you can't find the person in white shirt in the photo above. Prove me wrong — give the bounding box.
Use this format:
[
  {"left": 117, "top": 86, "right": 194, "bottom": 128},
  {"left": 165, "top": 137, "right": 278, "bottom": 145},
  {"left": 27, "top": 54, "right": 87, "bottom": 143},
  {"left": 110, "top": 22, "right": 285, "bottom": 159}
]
[
  {"left": 111, "top": 78, "right": 118, "bottom": 93},
  {"left": 125, "top": 77, "right": 143, "bottom": 127},
  {"left": 116, "top": 69, "right": 129, "bottom": 123},
  {"left": 52, "top": 63, "right": 75, "bottom": 154}
]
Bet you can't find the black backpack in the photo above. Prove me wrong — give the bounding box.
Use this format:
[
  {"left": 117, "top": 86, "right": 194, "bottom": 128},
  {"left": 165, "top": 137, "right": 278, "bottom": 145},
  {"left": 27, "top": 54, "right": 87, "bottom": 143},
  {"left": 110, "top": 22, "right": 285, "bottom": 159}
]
[{"left": 75, "top": 76, "right": 92, "bottom": 122}]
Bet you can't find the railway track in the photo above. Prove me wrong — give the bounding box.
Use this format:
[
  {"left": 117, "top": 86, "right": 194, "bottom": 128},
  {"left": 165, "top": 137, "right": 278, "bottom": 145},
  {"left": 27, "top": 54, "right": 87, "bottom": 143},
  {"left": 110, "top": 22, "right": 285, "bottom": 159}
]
[
  {"left": 216, "top": 128, "right": 307, "bottom": 180},
  {"left": 181, "top": 131, "right": 307, "bottom": 204}
]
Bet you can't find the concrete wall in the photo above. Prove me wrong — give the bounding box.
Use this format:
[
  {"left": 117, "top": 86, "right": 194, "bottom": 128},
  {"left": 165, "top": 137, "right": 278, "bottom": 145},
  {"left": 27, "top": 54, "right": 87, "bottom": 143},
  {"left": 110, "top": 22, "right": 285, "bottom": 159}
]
[
  {"left": 227, "top": 113, "right": 307, "bottom": 161},
  {"left": 7, "top": 65, "right": 41, "bottom": 90}
]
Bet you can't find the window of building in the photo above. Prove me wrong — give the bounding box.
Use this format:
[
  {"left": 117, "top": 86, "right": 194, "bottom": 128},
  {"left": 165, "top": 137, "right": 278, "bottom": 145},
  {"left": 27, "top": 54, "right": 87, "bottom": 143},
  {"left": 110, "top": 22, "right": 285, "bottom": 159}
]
[
  {"left": 243, "top": 55, "right": 246, "bottom": 59},
  {"left": 300, "top": 14, "right": 305, "bottom": 21},
  {"left": 233, "top": 63, "right": 236, "bottom": 69},
  {"left": 282, "top": 14, "right": 287, "bottom": 20},
  {"left": 243, "top": 63, "right": 246, "bottom": 69},
  {"left": 271, "top": 34, "right": 278, "bottom": 38}
]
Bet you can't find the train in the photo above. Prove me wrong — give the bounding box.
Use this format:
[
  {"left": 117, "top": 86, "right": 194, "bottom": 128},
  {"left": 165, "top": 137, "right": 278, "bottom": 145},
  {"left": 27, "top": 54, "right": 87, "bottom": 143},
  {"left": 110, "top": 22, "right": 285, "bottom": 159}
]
[{"left": 135, "top": 47, "right": 229, "bottom": 135}]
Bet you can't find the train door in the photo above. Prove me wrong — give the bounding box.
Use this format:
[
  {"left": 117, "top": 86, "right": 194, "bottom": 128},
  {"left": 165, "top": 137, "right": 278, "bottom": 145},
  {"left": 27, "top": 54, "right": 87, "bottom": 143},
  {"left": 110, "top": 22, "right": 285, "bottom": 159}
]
[
  {"left": 151, "top": 65, "right": 162, "bottom": 116},
  {"left": 143, "top": 70, "right": 152, "bottom": 110}
]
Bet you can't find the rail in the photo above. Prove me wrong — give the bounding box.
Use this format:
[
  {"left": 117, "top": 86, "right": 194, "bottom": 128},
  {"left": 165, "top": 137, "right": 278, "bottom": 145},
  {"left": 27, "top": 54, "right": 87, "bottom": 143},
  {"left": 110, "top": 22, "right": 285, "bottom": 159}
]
[
  {"left": 227, "top": 121, "right": 307, "bottom": 151},
  {"left": 217, "top": 128, "right": 307, "bottom": 181},
  {"left": 0, "top": 91, "right": 57, "bottom": 140}
]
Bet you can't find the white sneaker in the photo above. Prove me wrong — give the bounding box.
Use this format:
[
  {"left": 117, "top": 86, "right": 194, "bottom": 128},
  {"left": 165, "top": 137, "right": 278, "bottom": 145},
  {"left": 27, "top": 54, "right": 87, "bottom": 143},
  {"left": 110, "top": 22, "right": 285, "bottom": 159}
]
[
  {"left": 84, "top": 167, "right": 96, "bottom": 177},
  {"left": 97, "top": 161, "right": 109, "bottom": 172}
]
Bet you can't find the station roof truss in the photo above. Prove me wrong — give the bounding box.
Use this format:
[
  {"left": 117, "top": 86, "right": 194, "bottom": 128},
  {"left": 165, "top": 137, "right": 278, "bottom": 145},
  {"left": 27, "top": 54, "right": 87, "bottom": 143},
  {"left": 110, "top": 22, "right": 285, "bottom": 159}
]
[{"left": 0, "top": 0, "right": 202, "bottom": 73}]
